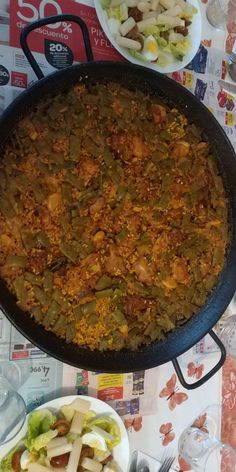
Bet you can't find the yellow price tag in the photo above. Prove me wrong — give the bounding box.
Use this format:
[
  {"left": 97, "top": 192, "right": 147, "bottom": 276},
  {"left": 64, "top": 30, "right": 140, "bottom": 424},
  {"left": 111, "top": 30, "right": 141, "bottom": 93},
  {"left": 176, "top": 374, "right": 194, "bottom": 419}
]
[
  {"left": 183, "top": 71, "right": 193, "bottom": 88},
  {"left": 226, "top": 112, "right": 234, "bottom": 126},
  {"left": 98, "top": 373, "right": 123, "bottom": 390}
]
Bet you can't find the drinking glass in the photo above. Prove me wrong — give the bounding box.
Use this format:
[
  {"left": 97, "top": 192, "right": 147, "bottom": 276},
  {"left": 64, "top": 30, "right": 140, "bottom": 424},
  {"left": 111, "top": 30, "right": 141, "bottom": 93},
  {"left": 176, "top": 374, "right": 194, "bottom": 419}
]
[
  {"left": 0, "top": 373, "right": 26, "bottom": 445},
  {"left": 178, "top": 427, "right": 236, "bottom": 471},
  {"left": 218, "top": 315, "right": 236, "bottom": 359},
  {"left": 206, "top": 0, "right": 236, "bottom": 30}
]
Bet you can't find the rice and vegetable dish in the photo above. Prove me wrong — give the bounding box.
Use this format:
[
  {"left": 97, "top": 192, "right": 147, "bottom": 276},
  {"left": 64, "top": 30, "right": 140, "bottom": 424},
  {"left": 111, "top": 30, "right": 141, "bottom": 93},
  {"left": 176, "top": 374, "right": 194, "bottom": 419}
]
[{"left": 0, "top": 82, "right": 229, "bottom": 351}]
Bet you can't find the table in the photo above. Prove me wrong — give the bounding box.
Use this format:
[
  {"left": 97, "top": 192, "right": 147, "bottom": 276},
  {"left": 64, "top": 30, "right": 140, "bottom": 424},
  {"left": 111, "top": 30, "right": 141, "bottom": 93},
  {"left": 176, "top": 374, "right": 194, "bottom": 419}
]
[{"left": 0, "top": 1, "right": 236, "bottom": 470}]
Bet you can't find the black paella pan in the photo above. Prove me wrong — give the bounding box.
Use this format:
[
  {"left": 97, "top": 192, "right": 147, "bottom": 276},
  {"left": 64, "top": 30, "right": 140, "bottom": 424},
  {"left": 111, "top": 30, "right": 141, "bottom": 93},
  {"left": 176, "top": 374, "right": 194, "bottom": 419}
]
[{"left": 0, "top": 14, "right": 236, "bottom": 389}]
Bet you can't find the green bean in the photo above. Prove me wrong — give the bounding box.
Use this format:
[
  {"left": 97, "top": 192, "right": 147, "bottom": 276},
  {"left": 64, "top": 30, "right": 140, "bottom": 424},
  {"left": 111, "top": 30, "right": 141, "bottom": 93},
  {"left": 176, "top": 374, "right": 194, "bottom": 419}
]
[
  {"left": 43, "top": 270, "right": 53, "bottom": 292},
  {"left": 65, "top": 173, "right": 82, "bottom": 189},
  {"left": 59, "top": 241, "right": 78, "bottom": 263},
  {"left": 95, "top": 288, "right": 113, "bottom": 299},
  {"left": 43, "top": 302, "right": 60, "bottom": 328},
  {"left": 159, "top": 130, "right": 171, "bottom": 141},
  {"left": 36, "top": 231, "right": 50, "bottom": 248},
  {"left": 34, "top": 286, "right": 49, "bottom": 306},
  {"left": 103, "top": 148, "right": 115, "bottom": 168},
  {"left": 54, "top": 314, "right": 67, "bottom": 335},
  {"left": 116, "top": 227, "right": 128, "bottom": 242},
  {"left": 112, "top": 288, "right": 123, "bottom": 301},
  {"left": 128, "top": 186, "right": 137, "bottom": 201},
  {"left": 47, "top": 300, "right": 61, "bottom": 318},
  {"left": 151, "top": 286, "right": 163, "bottom": 297},
  {"left": 25, "top": 272, "right": 42, "bottom": 287},
  {"left": 47, "top": 152, "right": 65, "bottom": 165},
  {"left": 80, "top": 300, "right": 96, "bottom": 315},
  {"left": 109, "top": 169, "right": 120, "bottom": 186},
  {"left": 212, "top": 247, "right": 224, "bottom": 267},
  {"left": 109, "top": 200, "right": 116, "bottom": 209},
  {"left": 112, "top": 309, "right": 127, "bottom": 324},
  {"left": 157, "top": 193, "right": 169, "bottom": 208},
  {"left": 136, "top": 233, "right": 151, "bottom": 246},
  {"left": 5, "top": 255, "right": 27, "bottom": 268},
  {"left": 117, "top": 186, "right": 126, "bottom": 201},
  {"left": 69, "top": 135, "right": 81, "bottom": 161},
  {"left": 71, "top": 208, "right": 80, "bottom": 218},
  {"left": 82, "top": 137, "right": 100, "bottom": 157},
  {"left": 60, "top": 213, "right": 71, "bottom": 231},
  {"left": 32, "top": 306, "right": 43, "bottom": 322},
  {"left": 81, "top": 238, "right": 94, "bottom": 256},
  {"left": 73, "top": 306, "right": 84, "bottom": 321},
  {"left": 77, "top": 110, "right": 86, "bottom": 123},
  {"left": 52, "top": 289, "right": 70, "bottom": 310},
  {"left": 14, "top": 276, "right": 28, "bottom": 301},
  {"left": 153, "top": 210, "right": 162, "bottom": 221},
  {"left": 110, "top": 331, "right": 125, "bottom": 350},
  {"left": 88, "top": 314, "right": 99, "bottom": 325},
  {"left": 133, "top": 282, "right": 150, "bottom": 296},
  {"left": 204, "top": 275, "right": 216, "bottom": 291},
  {"left": 95, "top": 275, "right": 113, "bottom": 291},
  {"left": 66, "top": 322, "right": 76, "bottom": 343},
  {"left": 61, "top": 183, "right": 74, "bottom": 205},
  {"left": 20, "top": 229, "right": 35, "bottom": 251},
  {"left": 0, "top": 195, "right": 16, "bottom": 218},
  {"left": 37, "top": 161, "right": 52, "bottom": 175},
  {"left": 31, "top": 181, "right": 47, "bottom": 203}
]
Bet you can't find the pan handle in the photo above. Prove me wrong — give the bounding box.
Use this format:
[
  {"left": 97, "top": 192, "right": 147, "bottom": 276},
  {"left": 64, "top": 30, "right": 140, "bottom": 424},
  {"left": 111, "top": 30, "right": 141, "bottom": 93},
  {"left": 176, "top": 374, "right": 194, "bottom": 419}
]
[
  {"left": 20, "top": 14, "right": 94, "bottom": 80},
  {"left": 172, "top": 329, "right": 226, "bottom": 390}
]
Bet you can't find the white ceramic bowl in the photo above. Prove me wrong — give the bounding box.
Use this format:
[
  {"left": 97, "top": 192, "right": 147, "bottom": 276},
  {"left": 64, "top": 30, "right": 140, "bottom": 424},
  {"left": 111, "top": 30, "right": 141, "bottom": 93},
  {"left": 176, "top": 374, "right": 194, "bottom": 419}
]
[{"left": 94, "top": 0, "right": 202, "bottom": 74}]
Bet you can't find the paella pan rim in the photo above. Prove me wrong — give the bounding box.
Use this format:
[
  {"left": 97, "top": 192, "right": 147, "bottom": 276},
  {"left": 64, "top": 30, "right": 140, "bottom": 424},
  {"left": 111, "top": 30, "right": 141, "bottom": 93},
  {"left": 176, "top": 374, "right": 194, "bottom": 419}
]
[{"left": 0, "top": 61, "right": 236, "bottom": 372}]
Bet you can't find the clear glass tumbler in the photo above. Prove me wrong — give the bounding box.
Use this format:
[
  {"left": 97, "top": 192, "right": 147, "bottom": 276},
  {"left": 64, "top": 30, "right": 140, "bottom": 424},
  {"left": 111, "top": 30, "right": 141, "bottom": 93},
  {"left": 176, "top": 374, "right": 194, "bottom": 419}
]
[
  {"left": 0, "top": 374, "right": 26, "bottom": 445},
  {"left": 178, "top": 427, "right": 236, "bottom": 471},
  {"left": 206, "top": 0, "right": 236, "bottom": 30}
]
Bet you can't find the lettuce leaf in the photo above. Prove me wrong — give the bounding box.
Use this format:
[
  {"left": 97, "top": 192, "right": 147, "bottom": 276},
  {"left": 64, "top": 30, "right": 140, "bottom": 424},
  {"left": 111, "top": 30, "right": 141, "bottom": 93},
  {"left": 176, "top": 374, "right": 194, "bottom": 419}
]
[
  {"left": 170, "top": 38, "right": 192, "bottom": 59},
  {"left": 87, "top": 416, "right": 121, "bottom": 450},
  {"left": 0, "top": 442, "right": 25, "bottom": 472},
  {"left": 130, "top": 50, "right": 149, "bottom": 62},
  {"left": 25, "top": 409, "right": 56, "bottom": 452},
  {"left": 29, "top": 430, "right": 57, "bottom": 452},
  {"left": 100, "top": 0, "right": 111, "bottom": 8}
]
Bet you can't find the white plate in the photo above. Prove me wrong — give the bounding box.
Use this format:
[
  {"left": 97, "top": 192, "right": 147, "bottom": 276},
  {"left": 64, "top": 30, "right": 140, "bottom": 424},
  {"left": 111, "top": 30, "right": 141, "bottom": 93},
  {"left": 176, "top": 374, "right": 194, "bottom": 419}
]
[
  {"left": 0, "top": 395, "right": 130, "bottom": 472},
  {"left": 94, "top": 0, "right": 202, "bottom": 74}
]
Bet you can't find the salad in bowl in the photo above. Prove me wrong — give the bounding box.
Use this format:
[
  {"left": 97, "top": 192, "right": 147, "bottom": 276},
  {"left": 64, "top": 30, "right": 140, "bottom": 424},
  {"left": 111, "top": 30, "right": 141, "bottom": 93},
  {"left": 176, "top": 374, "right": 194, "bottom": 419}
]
[
  {"left": 95, "top": 0, "right": 201, "bottom": 73},
  {"left": 0, "top": 396, "right": 129, "bottom": 472}
]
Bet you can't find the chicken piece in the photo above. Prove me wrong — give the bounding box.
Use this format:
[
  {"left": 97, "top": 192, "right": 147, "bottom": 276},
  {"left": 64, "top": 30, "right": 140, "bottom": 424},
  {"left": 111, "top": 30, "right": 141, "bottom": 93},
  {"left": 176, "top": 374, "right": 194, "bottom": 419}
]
[
  {"left": 128, "top": 6, "right": 143, "bottom": 21},
  {"left": 47, "top": 193, "right": 62, "bottom": 212},
  {"left": 109, "top": 133, "right": 149, "bottom": 161},
  {"left": 153, "top": 233, "right": 169, "bottom": 257},
  {"left": 196, "top": 141, "right": 209, "bottom": 157},
  {"left": 172, "top": 141, "right": 190, "bottom": 158},
  {"left": 149, "top": 104, "right": 167, "bottom": 124},
  {"left": 21, "top": 119, "right": 38, "bottom": 141},
  {"left": 101, "top": 454, "right": 113, "bottom": 465},
  {"left": 28, "top": 249, "right": 48, "bottom": 274},
  {"left": 89, "top": 197, "right": 105, "bottom": 215},
  {"left": 162, "top": 276, "right": 177, "bottom": 290},
  {"left": 78, "top": 156, "right": 99, "bottom": 185},
  {"left": 172, "top": 257, "right": 190, "bottom": 285},
  {"left": 105, "top": 245, "right": 126, "bottom": 276},
  {"left": 132, "top": 256, "right": 154, "bottom": 284},
  {"left": 124, "top": 295, "right": 147, "bottom": 318},
  {"left": 80, "top": 446, "right": 94, "bottom": 461}
]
